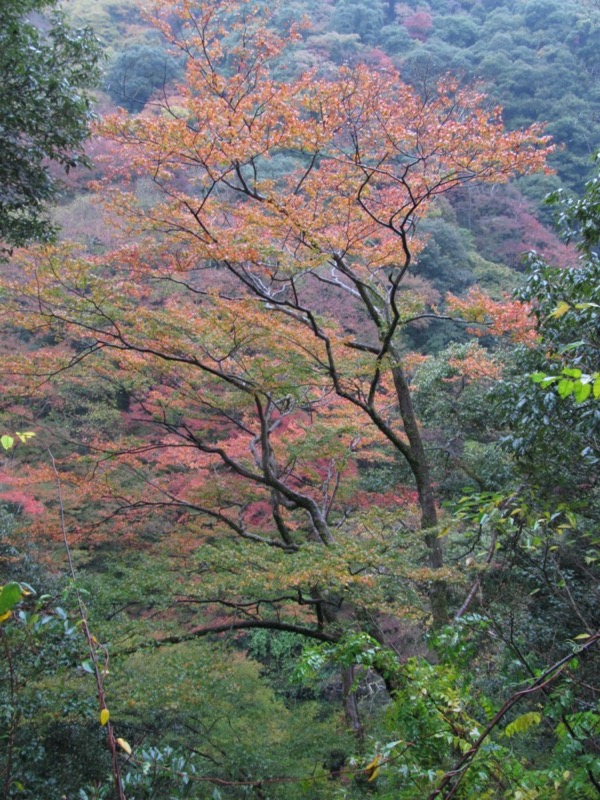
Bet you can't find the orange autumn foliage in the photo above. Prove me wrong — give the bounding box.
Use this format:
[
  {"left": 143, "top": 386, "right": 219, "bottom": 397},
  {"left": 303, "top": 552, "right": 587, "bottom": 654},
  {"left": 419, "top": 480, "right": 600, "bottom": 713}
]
[
  {"left": 445, "top": 343, "right": 503, "bottom": 383},
  {"left": 446, "top": 287, "right": 538, "bottom": 345},
  {"left": 2, "top": 0, "right": 553, "bottom": 632}
]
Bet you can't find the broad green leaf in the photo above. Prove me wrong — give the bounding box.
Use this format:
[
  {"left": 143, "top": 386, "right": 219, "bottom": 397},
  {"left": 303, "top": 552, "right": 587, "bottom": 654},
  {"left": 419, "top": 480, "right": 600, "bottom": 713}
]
[
  {"left": 593, "top": 377, "right": 600, "bottom": 399},
  {"left": 0, "top": 582, "right": 23, "bottom": 615},
  {"left": 81, "top": 659, "right": 95, "bottom": 674},
  {"left": 1, "top": 435, "right": 14, "bottom": 450},
  {"left": 573, "top": 381, "right": 591, "bottom": 403},
  {"left": 557, "top": 379, "right": 574, "bottom": 398},
  {"left": 559, "top": 341, "right": 585, "bottom": 353},
  {"left": 562, "top": 368, "right": 582, "bottom": 378}
]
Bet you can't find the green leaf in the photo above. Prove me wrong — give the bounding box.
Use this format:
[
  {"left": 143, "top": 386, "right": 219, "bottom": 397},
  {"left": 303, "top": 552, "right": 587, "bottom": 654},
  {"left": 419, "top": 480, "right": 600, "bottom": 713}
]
[
  {"left": 562, "top": 368, "right": 582, "bottom": 378},
  {"left": 0, "top": 582, "right": 23, "bottom": 616},
  {"left": 573, "top": 381, "right": 592, "bottom": 403},
  {"left": 504, "top": 711, "right": 542, "bottom": 738},
  {"left": 559, "top": 341, "right": 585, "bottom": 353},
  {"left": 593, "top": 377, "right": 600, "bottom": 399},
  {"left": 1, "top": 434, "right": 15, "bottom": 450},
  {"left": 81, "top": 659, "right": 95, "bottom": 674},
  {"left": 557, "top": 379, "right": 574, "bottom": 398},
  {"left": 540, "top": 376, "right": 559, "bottom": 387}
]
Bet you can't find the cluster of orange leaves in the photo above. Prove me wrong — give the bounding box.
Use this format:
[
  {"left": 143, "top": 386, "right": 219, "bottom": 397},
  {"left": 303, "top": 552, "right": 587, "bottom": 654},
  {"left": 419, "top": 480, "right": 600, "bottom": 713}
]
[
  {"left": 446, "top": 287, "right": 538, "bottom": 346},
  {"left": 445, "top": 343, "right": 503, "bottom": 383}
]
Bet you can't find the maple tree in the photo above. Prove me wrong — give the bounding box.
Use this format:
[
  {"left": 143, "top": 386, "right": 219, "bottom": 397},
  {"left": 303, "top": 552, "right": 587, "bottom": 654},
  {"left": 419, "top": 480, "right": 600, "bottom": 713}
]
[{"left": 6, "top": 0, "right": 553, "bottom": 653}]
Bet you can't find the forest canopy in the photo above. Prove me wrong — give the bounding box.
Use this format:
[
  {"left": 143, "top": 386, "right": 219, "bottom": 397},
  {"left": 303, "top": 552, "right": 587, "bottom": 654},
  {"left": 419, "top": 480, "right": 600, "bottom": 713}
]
[{"left": 0, "top": 0, "right": 598, "bottom": 798}]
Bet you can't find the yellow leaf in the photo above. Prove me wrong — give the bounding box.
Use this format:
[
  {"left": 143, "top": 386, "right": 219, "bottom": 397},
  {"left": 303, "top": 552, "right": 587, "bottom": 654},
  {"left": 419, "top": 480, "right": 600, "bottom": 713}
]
[
  {"left": 116, "top": 738, "right": 132, "bottom": 755},
  {"left": 573, "top": 633, "right": 591, "bottom": 640},
  {"left": 16, "top": 431, "right": 36, "bottom": 443},
  {"left": 0, "top": 610, "right": 11, "bottom": 623},
  {"left": 550, "top": 301, "right": 570, "bottom": 319},
  {"left": 504, "top": 711, "right": 541, "bottom": 738},
  {"left": 100, "top": 708, "right": 110, "bottom": 726},
  {"left": 364, "top": 755, "right": 381, "bottom": 782},
  {"left": 367, "top": 766, "right": 380, "bottom": 782}
]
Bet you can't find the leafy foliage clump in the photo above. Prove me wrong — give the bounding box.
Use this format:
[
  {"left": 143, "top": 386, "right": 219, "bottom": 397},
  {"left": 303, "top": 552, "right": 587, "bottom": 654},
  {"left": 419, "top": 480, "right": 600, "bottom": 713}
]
[
  {"left": 0, "top": 0, "right": 100, "bottom": 254},
  {"left": 105, "top": 43, "right": 183, "bottom": 112}
]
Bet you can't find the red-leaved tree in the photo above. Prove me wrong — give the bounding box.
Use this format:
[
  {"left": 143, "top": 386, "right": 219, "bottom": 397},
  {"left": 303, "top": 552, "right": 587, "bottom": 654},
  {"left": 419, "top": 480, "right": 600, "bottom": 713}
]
[{"left": 6, "top": 0, "right": 551, "bottom": 656}]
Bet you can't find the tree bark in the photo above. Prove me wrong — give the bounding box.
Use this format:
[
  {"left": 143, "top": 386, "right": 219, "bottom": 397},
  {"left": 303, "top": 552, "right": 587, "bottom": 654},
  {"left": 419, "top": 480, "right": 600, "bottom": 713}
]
[
  {"left": 341, "top": 666, "right": 365, "bottom": 746},
  {"left": 391, "top": 354, "right": 448, "bottom": 625}
]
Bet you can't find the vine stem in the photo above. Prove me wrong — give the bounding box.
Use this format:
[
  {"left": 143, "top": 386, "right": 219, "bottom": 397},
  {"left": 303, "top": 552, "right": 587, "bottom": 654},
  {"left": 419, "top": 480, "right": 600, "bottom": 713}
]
[{"left": 49, "top": 449, "right": 126, "bottom": 800}]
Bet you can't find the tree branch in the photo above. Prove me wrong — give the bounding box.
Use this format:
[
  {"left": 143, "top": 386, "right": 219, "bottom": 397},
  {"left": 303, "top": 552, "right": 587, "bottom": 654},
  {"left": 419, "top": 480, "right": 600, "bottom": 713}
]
[{"left": 116, "top": 619, "right": 340, "bottom": 656}]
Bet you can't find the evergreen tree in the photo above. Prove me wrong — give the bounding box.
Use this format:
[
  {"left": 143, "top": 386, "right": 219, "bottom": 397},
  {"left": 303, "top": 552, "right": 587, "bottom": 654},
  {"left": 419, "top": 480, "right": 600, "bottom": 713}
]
[{"left": 0, "top": 0, "right": 100, "bottom": 255}]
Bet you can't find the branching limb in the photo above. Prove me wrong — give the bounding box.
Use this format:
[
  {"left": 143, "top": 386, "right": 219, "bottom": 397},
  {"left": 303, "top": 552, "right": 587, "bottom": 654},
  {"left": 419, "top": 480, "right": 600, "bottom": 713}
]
[{"left": 427, "top": 632, "right": 600, "bottom": 800}]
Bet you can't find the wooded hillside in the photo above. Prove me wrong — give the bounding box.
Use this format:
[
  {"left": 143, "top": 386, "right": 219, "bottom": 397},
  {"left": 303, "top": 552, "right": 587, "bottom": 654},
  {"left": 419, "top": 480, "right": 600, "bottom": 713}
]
[{"left": 1, "top": 1, "right": 598, "bottom": 798}]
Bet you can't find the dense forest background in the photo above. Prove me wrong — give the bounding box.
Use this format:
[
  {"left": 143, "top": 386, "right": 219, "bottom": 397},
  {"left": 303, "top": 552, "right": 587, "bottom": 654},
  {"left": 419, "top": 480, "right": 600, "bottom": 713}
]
[{"left": 1, "top": 0, "right": 599, "bottom": 798}]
